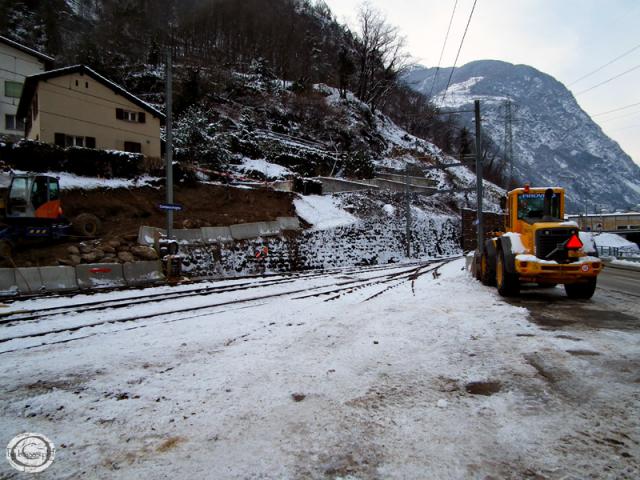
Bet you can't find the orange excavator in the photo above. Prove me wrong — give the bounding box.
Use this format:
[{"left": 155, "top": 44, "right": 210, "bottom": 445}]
[{"left": 0, "top": 173, "right": 100, "bottom": 255}]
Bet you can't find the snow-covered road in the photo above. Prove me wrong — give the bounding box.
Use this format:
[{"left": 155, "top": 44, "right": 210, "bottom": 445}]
[{"left": 0, "top": 260, "right": 638, "bottom": 479}]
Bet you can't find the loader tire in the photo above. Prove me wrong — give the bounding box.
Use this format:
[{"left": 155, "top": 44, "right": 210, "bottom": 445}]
[
  {"left": 73, "top": 213, "right": 101, "bottom": 238},
  {"left": 0, "top": 240, "right": 13, "bottom": 260},
  {"left": 564, "top": 279, "right": 597, "bottom": 300},
  {"left": 496, "top": 250, "right": 519, "bottom": 297},
  {"left": 480, "top": 251, "right": 495, "bottom": 286}
]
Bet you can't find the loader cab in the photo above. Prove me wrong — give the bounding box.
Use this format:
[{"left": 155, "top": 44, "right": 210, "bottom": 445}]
[
  {"left": 6, "top": 175, "right": 62, "bottom": 220},
  {"left": 504, "top": 186, "right": 565, "bottom": 233}
]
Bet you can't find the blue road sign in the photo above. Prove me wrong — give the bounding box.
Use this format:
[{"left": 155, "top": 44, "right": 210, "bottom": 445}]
[{"left": 158, "top": 203, "right": 183, "bottom": 211}]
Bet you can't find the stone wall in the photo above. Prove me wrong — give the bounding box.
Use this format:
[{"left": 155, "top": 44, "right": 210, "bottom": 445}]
[
  {"left": 180, "top": 215, "right": 460, "bottom": 277},
  {"left": 460, "top": 208, "right": 507, "bottom": 251}
]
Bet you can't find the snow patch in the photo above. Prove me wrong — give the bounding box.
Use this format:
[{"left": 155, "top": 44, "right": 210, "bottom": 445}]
[
  {"left": 503, "top": 232, "right": 527, "bottom": 254},
  {"left": 293, "top": 195, "right": 358, "bottom": 230},
  {"left": 8, "top": 170, "right": 160, "bottom": 190},
  {"left": 593, "top": 232, "right": 639, "bottom": 251},
  {"left": 235, "top": 158, "right": 293, "bottom": 179}
]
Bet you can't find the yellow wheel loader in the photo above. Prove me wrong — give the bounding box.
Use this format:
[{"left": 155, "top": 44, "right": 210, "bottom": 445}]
[{"left": 476, "top": 186, "right": 602, "bottom": 299}]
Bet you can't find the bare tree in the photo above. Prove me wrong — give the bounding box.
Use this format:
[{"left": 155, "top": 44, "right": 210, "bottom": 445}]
[{"left": 354, "top": 2, "right": 409, "bottom": 112}]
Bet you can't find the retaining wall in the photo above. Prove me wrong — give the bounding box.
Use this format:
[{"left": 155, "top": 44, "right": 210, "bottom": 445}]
[
  {"left": 376, "top": 173, "right": 438, "bottom": 188},
  {"left": 358, "top": 178, "right": 437, "bottom": 194},
  {"left": 180, "top": 215, "right": 460, "bottom": 278},
  {"left": 138, "top": 217, "right": 302, "bottom": 246},
  {"left": 314, "top": 177, "right": 381, "bottom": 194}
]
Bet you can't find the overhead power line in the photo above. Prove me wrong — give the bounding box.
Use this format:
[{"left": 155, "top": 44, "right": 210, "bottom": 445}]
[
  {"left": 428, "top": 0, "right": 459, "bottom": 98},
  {"left": 607, "top": 123, "right": 640, "bottom": 133},
  {"left": 597, "top": 108, "right": 640, "bottom": 123},
  {"left": 592, "top": 101, "right": 640, "bottom": 117},
  {"left": 568, "top": 41, "right": 640, "bottom": 86},
  {"left": 441, "top": 0, "right": 479, "bottom": 103},
  {"left": 575, "top": 63, "right": 640, "bottom": 96}
]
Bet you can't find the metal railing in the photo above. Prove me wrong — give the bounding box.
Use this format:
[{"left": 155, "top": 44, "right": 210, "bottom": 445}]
[{"left": 597, "top": 246, "right": 640, "bottom": 262}]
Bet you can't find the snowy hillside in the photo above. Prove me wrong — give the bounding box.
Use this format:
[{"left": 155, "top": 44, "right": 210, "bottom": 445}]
[
  {"left": 175, "top": 75, "right": 503, "bottom": 212},
  {"left": 404, "top": 60, "right": 640, "bottom": 212}
]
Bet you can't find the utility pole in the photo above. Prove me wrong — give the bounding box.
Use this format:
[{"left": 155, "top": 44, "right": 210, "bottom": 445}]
[
  {"left": 165, "top": 49, "right": 174, "bottom": 239},
  {"left": 405, "top": 163, "right": 412, "bottom": 258},
  {"left": 474, "top": 100, "right": 483, "bottom": 252}
]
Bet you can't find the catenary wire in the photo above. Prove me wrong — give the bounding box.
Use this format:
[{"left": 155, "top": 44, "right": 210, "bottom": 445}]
[
  {"left": 568, "top": 41, "right": 640, "bottom": 86},
  {"left": 575, "top": 63, "right": 640, "bottom": 96},
  {"left": 428, "top": 0, "right": 459, "bottom": 99},
  {"left": 591, "top": 101, "right": 640, "bottom": 117},
  {"left": 441, "top": 0, "right": 479, "bottom": 103}
]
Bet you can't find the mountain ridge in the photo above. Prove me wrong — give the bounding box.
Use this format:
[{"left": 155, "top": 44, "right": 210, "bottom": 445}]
[{"left": 404, "top": 59, "right": 640, "bottom": 213}]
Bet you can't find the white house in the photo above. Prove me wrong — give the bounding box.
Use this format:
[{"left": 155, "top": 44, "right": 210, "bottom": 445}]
[{"left": 0, "top": 36, "right": 53, "bottom": 138}]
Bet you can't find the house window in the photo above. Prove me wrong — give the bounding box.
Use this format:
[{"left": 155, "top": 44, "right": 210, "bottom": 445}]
[
  {"left": 124, "top": 141, "right": 142, "bottom": 153},
  {"left": 85, "top": 81, "right": 89, "bottom": 88},
  {"left": 5, "top": 114, "right": 24, "bottom": 131},
  {"left": 54, "top": 132, "right": 96, "bottom": 148},
  {"left": 4, "top": 81, "right": 23, "bottom": 98},
  {"left": 116, "top": 108, "right": 146, "bottom": 123}
]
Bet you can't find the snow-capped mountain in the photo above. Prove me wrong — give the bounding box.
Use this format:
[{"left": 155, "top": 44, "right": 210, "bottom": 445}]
[{"left": 404, "top": 60, "right": 640, "bottom": 213}]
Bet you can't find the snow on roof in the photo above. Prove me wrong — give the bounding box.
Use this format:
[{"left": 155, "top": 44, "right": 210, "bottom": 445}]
[
  {"left": 593, "top": 232, "right": 639, "bottom": 250},
  {"left": 0, "top": 35, "right": 54, "bottom": 64}
]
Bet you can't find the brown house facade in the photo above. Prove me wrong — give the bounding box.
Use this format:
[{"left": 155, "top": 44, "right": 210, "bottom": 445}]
[{"left": 17, "top": 65, "right": 165, "bottom": 159}]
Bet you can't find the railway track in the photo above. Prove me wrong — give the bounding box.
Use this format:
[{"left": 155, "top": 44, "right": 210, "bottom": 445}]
[
  {"left": 0, "top": 257, "right": 460, "bottom": 355},
  {"left": 0, "top": 261, "right": 431, "bottom": 325},
  {"left": 0, "top": 260, "right": 431, "bottom": 320}
]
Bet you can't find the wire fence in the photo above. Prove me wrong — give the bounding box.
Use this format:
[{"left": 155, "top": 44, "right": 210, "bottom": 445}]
[{"left": 597, "top": 246, "right": 640, "bottom": 261}]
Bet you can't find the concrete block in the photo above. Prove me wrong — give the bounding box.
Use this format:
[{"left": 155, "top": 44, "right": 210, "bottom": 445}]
[
  {"left": 138, "top": 226, "right": 166, "bottom": 246},
  {"left": 173, "top": 229, "right": 204, "bottom": 244},
  {"left": 465, "top": 253, "right": 475, "bottom": 272},
  {"left": 230, "top": 221, "right": 281, "bottom": 240},
  {"left": 201, "top": 226, "right": 233, "bottom": 243},
  {"left": 15, "top": 268, "right": 44, "bottom": 294},
  {"left": 272, "top": 180, "right": 294, "bottom": 192},
  {"left": 123, "top": 261, "right": 165, "bottom": 286},
  {"left": 314, "top": 177, "right": 379, "bottom": 193},
  {"left": 260, "top": 221, "right": 282, "bottom": 236},
  {"left": 277, "top": 216, "right": 301, "bottom": 231},
  {"left": 0, "top": 268, "right": 18, "bottom": 295},
  {"left": 38, "top": 266, "right": 78, "bottom": 292},
  {"left": 76, "top": 263, "right": 127, "bottom": 290}
]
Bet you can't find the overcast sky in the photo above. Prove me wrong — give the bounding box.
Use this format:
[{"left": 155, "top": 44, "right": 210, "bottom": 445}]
[{"left": 323, "top": 0, "right": 640, "bottom": 165}]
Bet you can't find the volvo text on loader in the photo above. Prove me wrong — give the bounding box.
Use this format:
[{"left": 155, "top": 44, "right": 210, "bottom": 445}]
[{"left": 476, "top": 186, "right": 602, "bottom": 299}]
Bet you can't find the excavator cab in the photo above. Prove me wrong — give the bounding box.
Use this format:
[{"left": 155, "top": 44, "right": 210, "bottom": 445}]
[{"left": 6, "top": 174, "right": 63, "bottom": 220}]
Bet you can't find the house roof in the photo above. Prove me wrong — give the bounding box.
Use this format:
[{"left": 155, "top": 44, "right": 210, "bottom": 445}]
[
  {"left": 0, "top": 35, "right": 54, "bottom": 66},
  {"left": 16, "top": 65, "right": 166, "bottom": 122}
]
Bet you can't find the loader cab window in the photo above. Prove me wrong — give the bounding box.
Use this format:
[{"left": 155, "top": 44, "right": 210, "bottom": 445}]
[{"left": 517, "top": 193, "right": 560, "bottom": 222}]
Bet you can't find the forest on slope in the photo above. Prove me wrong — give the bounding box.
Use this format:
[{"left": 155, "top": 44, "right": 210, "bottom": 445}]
[{"left": 1, "top": 0, "right": 508, "bottom": 184}]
